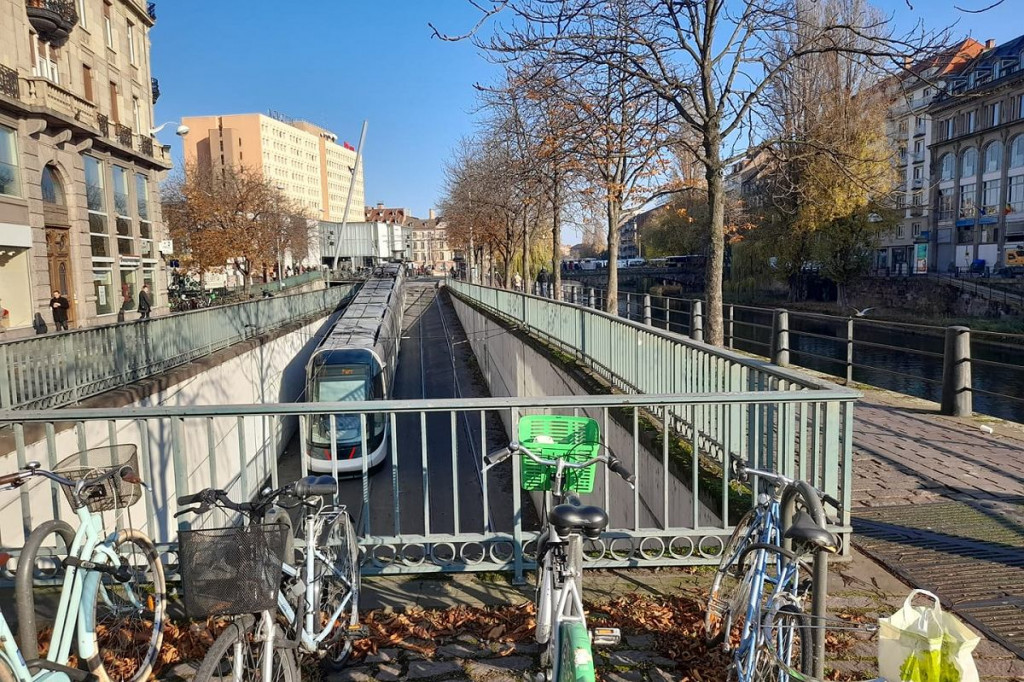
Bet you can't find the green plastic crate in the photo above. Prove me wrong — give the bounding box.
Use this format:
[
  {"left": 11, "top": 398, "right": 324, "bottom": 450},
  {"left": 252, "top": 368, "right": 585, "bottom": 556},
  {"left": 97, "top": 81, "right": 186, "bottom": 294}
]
[{"left": 517, "top": 415, "right": 601, "bottom": 493}]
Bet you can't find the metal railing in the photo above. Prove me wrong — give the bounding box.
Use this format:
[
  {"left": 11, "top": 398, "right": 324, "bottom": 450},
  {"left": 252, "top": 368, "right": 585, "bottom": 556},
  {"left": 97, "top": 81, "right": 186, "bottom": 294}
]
[
  {"left": 0, "top": 391, "right": 855, "bottom": 580},
  {"left": 0, "top": 285, "right": 354, "bottom": 410},
  {"left": 559, "top": 284, "right": 1024, "bottom": 421},
  {"left": 0, "top": 64, "right": 18, "bottom": 100}
]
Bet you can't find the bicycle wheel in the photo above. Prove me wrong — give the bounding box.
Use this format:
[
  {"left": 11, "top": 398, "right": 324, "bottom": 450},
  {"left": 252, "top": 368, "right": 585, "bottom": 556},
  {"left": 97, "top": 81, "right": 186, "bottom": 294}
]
[
  {"left": 556, "top": 621, "right": 596, "bottom": 682},
  {"left": 756, "top": 604, "right": 812, "bottom": 682},
  {"left": 193, "top": 615, "right": 298, "bottom": 682},
  {"left": 705, "top": 509, "right": 758, "bottom": 646},
  {"left": 314, "top": 509, "right": 360, "bottom": 670},
  {"left": 88, "top": 529, "right": 166, "bottom": 682}
]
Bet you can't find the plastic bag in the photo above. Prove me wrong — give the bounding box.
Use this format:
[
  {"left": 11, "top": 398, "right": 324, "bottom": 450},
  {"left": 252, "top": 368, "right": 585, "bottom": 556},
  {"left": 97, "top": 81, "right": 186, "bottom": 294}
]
[{"left": 878, "top": 589, "right": 979, "bottom": 682}]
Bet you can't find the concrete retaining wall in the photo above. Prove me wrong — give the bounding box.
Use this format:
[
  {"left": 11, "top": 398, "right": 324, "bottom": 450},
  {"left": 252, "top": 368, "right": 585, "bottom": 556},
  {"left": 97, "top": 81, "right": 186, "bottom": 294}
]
[{"left": 449, "top": 292, "right": 720, "bottom": 531}]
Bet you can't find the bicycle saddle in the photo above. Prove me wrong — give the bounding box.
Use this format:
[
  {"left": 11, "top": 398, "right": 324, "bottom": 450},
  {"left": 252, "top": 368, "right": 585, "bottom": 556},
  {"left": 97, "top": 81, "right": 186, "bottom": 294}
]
[
  {"left": 549, "top": 504, "right": 608, "bottom": 540},
  {"left": 784, "top": 510, "right": 839, "bottom": 553}
]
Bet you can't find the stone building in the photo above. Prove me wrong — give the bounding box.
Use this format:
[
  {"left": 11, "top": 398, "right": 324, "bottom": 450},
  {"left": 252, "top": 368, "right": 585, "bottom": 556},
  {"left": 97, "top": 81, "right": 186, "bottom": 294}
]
[
  {"left": 408, "top": 210, "right": 451, "bottom": 274},
  {"left": 1, "top": 0, "right": 172, "bottom": 334},
  {"left": 927, "top": 35, "right": 1024, "bottom": 272}
]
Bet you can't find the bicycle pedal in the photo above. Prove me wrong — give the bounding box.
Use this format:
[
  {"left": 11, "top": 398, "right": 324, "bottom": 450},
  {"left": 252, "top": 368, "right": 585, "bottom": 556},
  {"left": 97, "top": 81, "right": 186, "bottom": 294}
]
[
  {"left": 590, "top": 627, "right": 621, "bottom": 647},
  {"left": 345, "top": 624, "right": 369, "bottom": 638}
]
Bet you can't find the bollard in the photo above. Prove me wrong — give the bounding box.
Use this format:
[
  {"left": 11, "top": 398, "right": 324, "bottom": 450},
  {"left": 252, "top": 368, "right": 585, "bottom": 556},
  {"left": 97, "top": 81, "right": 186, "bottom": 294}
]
[
  {"left": 690, "top": 300, "right": 704, "bottom": 342},
  {"left": 625, "top": 292, "right": 631, "bottom": 320},
  {"left": 726, "top": 304, "right": 734, "bottom": 348},
  {"left": 941, "top": 325, "right": 972, "bottom": 416},
  {"left": 846, "top": 318, "right": 854, "bottom": 384},
  {"left": 643, "top": 294, "right": 652, "bottom": 326},
  {"left": 571, "top": 287, "right": 577, "bottom": 305},
  {"left": 771, "top": 308, "right": 789, "bottom": 366},
  {"left": 587, "top": 287, "right": 596, "bottom": 309}
]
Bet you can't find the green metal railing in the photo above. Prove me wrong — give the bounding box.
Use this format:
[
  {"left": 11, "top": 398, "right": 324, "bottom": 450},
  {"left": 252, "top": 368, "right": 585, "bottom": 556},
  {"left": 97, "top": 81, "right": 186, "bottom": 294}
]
[{"left": 0, "top": 285, "right": 355, "bottom": 410}]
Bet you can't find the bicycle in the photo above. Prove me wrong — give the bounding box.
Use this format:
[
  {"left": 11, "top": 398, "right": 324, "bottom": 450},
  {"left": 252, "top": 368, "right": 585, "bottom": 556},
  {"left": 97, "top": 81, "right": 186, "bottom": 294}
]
[
  {"left": 0, "top": 447, "right": 166, "bottom": 682},
  {"left": 483, "top": 415, "right": 635, "bottom": 682},
  {"left": 177, "top": 475, "right": 361, "bottom": 682},
  {"left": 704, "top": 462, "right": 840, "bottom": 682}
]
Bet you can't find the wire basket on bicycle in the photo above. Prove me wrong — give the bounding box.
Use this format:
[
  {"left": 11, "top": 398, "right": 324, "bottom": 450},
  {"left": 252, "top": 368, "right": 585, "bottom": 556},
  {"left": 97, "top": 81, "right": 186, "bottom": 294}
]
[
  {"left": 178, "top": 523, "right": 289, "bottom": 618},
  {"left": 54, "top": 444, "right": 143, "bottom": 512},
  {"left": 518, "top": 415, "right": 601, "bottom": 493}
]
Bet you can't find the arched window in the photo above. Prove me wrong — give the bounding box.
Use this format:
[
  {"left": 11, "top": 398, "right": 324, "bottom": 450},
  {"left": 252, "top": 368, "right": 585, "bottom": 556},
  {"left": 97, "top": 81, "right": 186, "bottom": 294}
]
[
  {"left": 41, "top": 165, "right": 64, "bottom": 205},
  {"left": 1011, "top": 135, "right": 1024, "bottom": 169},
  {"left": 939, "top": 153, "right": 955, "bottom": 181},
  {"left": 960, "top": 147, "right": 977, "bottom": 178},
  {"left": 984, "top": 141, "right": 1003, "bottom": 174}
]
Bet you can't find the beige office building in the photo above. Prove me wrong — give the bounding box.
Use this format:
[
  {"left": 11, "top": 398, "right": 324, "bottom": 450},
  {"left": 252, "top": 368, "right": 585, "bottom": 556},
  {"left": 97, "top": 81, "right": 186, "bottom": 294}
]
[
  {"left": 1, "top": 0, "right": 172, "bottom": 336},
  {"left": 181, "top": 113, "right": 365, "bottom": 224}
]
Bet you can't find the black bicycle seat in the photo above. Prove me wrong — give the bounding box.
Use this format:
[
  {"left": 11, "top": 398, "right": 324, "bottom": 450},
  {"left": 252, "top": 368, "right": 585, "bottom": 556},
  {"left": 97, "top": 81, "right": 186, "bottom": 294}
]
[
  {"left": 784, "top": 510, "right": 839, "bottom": 553},
  {"left": 549, "top": 504, "right": 608, "bottom": 540}
]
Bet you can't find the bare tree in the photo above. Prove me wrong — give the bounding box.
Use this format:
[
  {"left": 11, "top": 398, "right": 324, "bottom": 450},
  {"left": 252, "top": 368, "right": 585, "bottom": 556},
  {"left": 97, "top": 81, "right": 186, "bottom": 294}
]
[{"left": 435, "top": 0, "right": 945, "bottom": 344}]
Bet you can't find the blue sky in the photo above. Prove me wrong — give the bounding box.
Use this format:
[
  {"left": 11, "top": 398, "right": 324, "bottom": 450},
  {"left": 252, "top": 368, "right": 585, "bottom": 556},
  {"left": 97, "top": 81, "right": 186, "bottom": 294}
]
[{"left": 151, "top": 1, "right": 1021, "bottom": 222}]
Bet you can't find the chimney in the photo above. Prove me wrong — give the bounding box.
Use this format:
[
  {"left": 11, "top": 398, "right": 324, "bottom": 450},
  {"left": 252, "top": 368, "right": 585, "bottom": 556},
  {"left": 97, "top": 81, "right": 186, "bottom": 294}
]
[
  {"left": 429, "top": 209, "right": 436, "bottom": 220},
  {"left": 985, "top": 39, "right": 996, "bottom": 50},
  {"left": 377, "top": 202, "right": 384, "bottom": 209}
]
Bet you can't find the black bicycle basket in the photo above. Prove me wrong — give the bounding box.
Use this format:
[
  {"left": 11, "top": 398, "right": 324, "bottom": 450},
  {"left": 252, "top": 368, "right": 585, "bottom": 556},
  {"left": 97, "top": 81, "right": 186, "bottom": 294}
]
[
  {"left": 178, "top": 523, "right": 289, "bottom": 618},
  {"left": 54, "top": 445, "right": 143, "bottom": 512}
]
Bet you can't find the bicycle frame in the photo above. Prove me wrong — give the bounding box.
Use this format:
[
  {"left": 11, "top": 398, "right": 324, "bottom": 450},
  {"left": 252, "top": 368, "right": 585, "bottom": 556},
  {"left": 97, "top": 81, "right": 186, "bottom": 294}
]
[{"left": 537, "top": 535, "right": 593, "bottom": 681}]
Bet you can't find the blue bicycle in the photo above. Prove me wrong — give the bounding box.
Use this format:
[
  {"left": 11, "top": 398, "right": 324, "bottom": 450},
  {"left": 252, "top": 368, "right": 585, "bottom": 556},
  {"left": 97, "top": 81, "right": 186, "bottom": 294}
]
[{"left": 704, "top": 463, "right": 839, "bottom": 681}]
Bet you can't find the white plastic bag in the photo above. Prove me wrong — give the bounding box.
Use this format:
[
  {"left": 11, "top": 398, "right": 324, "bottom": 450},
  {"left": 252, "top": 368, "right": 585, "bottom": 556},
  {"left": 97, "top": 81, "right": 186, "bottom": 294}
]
[{"left": 878, "top": 589, "right": 979, "bottom": 682}]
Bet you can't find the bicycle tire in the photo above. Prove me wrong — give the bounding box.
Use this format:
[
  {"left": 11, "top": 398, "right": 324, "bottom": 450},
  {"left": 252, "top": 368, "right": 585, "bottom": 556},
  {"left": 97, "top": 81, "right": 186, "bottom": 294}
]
[
  {"left": 756, "top": 604, "right": 812, "bottom": 682},
  {"left": 16, "top": 518, "right": 76, "bottom": 656},
  {"left": 193, "top": 614, "right": 298, "bottom": 682},
  {"left": 315, "top": 509, "right": 360, "bottom": 670},
  {"left": 87, "top": 529, "right": 166, "bottom": 682},
  {"left": 705, "top": 508, "right": 758, "bottom": 646},
  {"left": 556, "top": 621, "right": 596, "bottom": 682}
]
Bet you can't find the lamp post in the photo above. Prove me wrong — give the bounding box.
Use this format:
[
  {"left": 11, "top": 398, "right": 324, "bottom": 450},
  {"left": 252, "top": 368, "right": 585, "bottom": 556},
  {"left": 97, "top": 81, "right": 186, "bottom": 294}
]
[{"left": 149, "top": 122, "right": 189, "bottom": 137}]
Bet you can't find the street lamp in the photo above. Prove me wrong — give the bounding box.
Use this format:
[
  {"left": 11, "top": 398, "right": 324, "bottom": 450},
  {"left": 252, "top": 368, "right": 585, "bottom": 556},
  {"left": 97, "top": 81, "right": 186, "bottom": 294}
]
[{"left": 150, "top": 122, "right": 189, "bottom": 137}]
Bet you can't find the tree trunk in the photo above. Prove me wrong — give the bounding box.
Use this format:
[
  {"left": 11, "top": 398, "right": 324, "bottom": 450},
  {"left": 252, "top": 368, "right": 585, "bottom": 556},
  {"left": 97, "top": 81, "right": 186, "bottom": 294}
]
[
  {"left": 551, "top": 182, "right": 561, "bottom": 301},
  {"left": 606, "top": 199, "right": 620, "bottom": 314},
  {"left": 704, "top": 141, "right": 725, "bottom": 346},
  {"left": 522, "top": 213, "right": 531, "bottom": 285}
]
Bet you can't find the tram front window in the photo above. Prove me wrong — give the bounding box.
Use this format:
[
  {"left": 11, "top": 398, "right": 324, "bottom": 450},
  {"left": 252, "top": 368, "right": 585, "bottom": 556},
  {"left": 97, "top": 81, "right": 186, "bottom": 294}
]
[{"left": 310, "top": 363, "right": 385, "bottom": 449}]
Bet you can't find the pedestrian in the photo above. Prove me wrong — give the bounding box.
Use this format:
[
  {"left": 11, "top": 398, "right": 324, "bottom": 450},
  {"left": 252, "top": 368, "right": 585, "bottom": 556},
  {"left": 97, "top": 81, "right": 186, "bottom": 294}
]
[
  {"left": 49, "top": 290, "right": 70, "bottom": 331},
  {"left": 138, "top": 284, "right": 153, "bottom": 320},
  {"left": 537, "top": 267, "right": 549, "bottom": 297},
  {"left": 512, "top": 272, "right": 523, "bottom": 291}
]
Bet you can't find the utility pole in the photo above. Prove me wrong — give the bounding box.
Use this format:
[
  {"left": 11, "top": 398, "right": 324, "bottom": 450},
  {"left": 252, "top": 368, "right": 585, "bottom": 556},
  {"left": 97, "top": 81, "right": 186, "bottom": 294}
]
[{"left": 331, "top": 119, "right": 368, "bottom": 273}]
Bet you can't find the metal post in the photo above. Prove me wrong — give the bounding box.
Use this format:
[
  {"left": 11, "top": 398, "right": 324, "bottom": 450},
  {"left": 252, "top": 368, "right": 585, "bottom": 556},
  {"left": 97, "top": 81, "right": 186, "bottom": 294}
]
[
  {"left": 726, "top": 304, "right": 734, "bottom": 348},
  {"left": 625, "top": 292, "right": 631, "bottom": 320},
  {"left": 941, "top": 325, "right": 972, "bottom": 416},
  {"left": 587, "top": 288, "right": 595, "bottom": 309},
  {"left": 771, "top": 309, "right": 790, "bottom": 367},
  {"left": 845, "top": 318, "right": 854, "bottom": 384},
  {"left": 690, "top": 300, "right": 704, "bottom": 342},
  {"left": 643, "top": 294, "right": 652, "bottom": 326},
  {"left": 330, "top": 119, "right": 368, "bottom": 272}
]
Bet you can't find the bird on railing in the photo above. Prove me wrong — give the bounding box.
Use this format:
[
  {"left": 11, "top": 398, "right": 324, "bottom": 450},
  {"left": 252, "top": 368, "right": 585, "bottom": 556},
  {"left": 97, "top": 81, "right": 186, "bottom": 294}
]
[{"left": 849, "top": 306, "right": 875, "bottom": 317}]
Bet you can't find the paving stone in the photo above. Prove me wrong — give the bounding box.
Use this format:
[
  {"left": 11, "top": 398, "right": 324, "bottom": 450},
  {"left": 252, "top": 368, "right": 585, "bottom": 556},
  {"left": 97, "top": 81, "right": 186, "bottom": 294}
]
[
  {"left": 376, "top": 663, "right": 404, "bottom": 682},
  {"left": 464, "top": 655, "right": 534, "bottom": 678},
  {"left": 325, "top": 666, "right": 378, "bottom": 682},
  {"left": 624, "top": 634, "right": 656, "bottom": 649},
  {"left": 607, "top": 650, "right": 677, "bottom": 668},
  {"left": 407, "top": 660, "right": 465, "bottom": 679},
  {"left": 598, "top": 670, "right": 647, "bottom": 681},
  {"left": 363, "top": 647, "right": 399, "bottom": 663},
  {"left": 439, "top": 642, "right": 491, "bottom": 659}
]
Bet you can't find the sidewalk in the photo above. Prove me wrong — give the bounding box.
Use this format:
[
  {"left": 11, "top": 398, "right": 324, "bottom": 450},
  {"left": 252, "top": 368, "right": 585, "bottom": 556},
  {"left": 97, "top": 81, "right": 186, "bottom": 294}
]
[{"left": 849, "top": 387, "right": 1024, "bottom": 677}]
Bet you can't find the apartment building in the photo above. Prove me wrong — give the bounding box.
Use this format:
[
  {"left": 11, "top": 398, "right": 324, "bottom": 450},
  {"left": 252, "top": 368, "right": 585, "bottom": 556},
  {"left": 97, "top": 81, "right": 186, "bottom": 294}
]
[
  {"left": 408, "top": 210, "right": 452, "bottom": 274},
  {"left": 181, "top": 112, "right": 365, "bottom": 225},
  {"left": 927, "top": 34, "right": 1024, "bottom": 272},
  {"left": 875, "top": 39, "right": 983, "bottom": 276},
  {"left": 0, "top": 0, "right": 172, "bottom": 334}
]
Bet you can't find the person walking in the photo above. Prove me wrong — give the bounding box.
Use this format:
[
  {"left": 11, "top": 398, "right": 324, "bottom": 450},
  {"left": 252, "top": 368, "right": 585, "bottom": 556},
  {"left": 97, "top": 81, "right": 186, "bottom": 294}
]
[
  {"left": 138, "top": 284, "right": 153, "bottom": 320},
  {"left": 512, "top": 271, "right": 523, "bottom": 291},
  {"left": 49, "top": 290, "right": 70, "bottom": 331},
  {"left": 537, "top": 267, "right": 549, "bottom": 297}
]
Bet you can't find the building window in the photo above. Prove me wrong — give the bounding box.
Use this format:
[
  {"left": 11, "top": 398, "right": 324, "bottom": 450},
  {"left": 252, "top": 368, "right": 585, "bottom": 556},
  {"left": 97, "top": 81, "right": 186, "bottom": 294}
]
[
  {"left": 967, "top": 110, "right": 976, "bottom": 133},
  {"left": 132, "top": 96, "right": 141, "bottom": 132},
  {"left": 103, "top": 2, "right": 113, "bottom": 49},
  {"left": 127, "top": 20, "right": 136, "bottom": 65},
  {"left": 984, "top": 141, "right": 1003, "bottom": 174},
  {"left": 1011, "top": 135, "right": 1024, "bottom": 168},
  {"left": 961, "top": 147, "right": 977, "bottom": 178},
  {"left": 0, "top": 125, "right": 21, "bottom": 197},
  {"left": 82, "top": 64, "right": 93, "bottom": 101},
  {"left": 77, "top": 0, "right": 87, "bottom": 28},
  {"left": 119, "top": 268, "right": 138, "bottom": 311},
  {"left": 982, "top": 180, "right": 1001, "bottom": 217},
  {"left": 85, "top": 156, "right": 109, "bottom": 259},
  {"left": 109, "top": 81, "right": 119, "bottom": 123},
  {"left": 945, "top": 118, "right": 954, "bottom": 139},
  {"left": 112, "top": 165, "right": 134, "bottom": 256},
  {"left": 41, "top": 165, "right": 64, "bottom": 204},
  {"left": 93, "top": 269, "right": 114, "bottom": 315},
  {"left": 1008, "top": 176, "right": 1024, "bottom": 216},
  {"left": 896, "top": 194, "right": 907, "bottom": 209},
  {"left": 143, "top": 269, "right": 156, "bottom": 306},
  {"left": 959, "top": 183, "right": 977, "bottom": 219},
  {"left": 992, "top": 101, "right": 1002, "bottom": 127},
  {"left": 912, "top": 191, "right": 924, "bottom": 206},
  {"left": 896, "top": 224, "right": 905, "bottom": 239},
  {"left": 914, "top": 139, "right": 924, "bottom": 155},
  {"left": 913, "top": 165, "right": 923, "bottom": 180},
  {"left": 939, "top": 153, "right": 954, "bottom": 181},
  {"left": 32, "top": 36, "right": 60, "bottom": 83},
  {"left": 938, "top": 188, "right": 955, "bottom": 220},
  {"left": 912, "top": 222, "right": 922, "bottom": 237},
  {"left": 136, "top": 174, "right": 152, "bottom": 257}
]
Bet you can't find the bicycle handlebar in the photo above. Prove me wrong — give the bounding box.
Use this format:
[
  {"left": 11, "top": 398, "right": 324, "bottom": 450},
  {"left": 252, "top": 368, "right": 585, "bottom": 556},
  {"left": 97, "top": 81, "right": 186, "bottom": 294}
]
[
  {"left": 176, "top": 475, "right": 337, "bottom": 519},
  {"left": 0, "top": 461, "right": 144, "bottom": 496},
  {"left": 735, "top": 461, "right": 840, "bottom": 509},
  {"left": 484, "top": 442, "right": 636, "bottom": 487}
]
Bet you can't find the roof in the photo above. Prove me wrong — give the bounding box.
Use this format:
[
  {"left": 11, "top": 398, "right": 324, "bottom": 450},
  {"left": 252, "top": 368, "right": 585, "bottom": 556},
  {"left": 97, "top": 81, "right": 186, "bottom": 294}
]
[
  {"left": 317, "top": 268, "right": 404, "bottom": 351},
  {"left": 933, "top": 34, "right": 1024, "bottom": 105},
  {"left": 365, "top": 206, "right": 409, "bottom": 224}
]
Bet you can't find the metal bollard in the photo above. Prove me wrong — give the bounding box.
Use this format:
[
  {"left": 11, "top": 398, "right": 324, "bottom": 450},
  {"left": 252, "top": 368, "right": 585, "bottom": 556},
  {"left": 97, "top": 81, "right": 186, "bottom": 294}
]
[
  {"left": 587, "top": 287, "right": 596, "bottom": 309},
  {"left": 643, "top": 294, "right": 652, "bottom": 326},
  {"left": 690, "top": 300, "right": 704, "bottom": 342},
  {"left": 771, "top": 308, "right": 790, "bottom": 366},
  {"left": 846, "top": 318, "right": 854, "bottom": 384},
  {"left": 940, "top": 325, "right": 972, "bottom": 416}
]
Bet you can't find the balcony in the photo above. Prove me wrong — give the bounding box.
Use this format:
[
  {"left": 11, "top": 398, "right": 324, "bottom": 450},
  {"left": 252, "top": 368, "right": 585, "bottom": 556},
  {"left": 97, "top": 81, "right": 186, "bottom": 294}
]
[
  {"left": 0, "top": 64, "right": 19, "bottom": 100},
  {"left": 25, "top": 0, "right": 78, "bottom": 46},
  {"left": 912, "top": 151, "right": 925, "bottom": 163},
  {"left": 97, "top": 112, "right": 109, "bottom": 136},
  {"left": 23, "top": 77, "right": 96, "bottom": 128},
  {"left": 115, "top": 123, "right": 133, "bottom": 147},
  {"left": 151, "top": 77, "right": 160, "bottom": 104},
  {"left": 914, "top": 124, "right": 927, "bottom": 137},
  {"left": 139, "top": 136, "right": 153, "bottom": 157}
]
